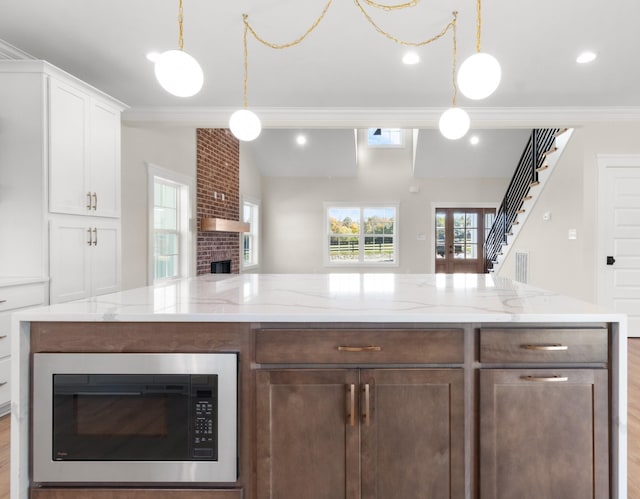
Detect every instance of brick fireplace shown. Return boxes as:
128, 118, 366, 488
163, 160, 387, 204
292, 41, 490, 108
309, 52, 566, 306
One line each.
196, 128, 241, 275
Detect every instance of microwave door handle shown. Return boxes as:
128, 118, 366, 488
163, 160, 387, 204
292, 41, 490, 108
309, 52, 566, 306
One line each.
71, 392, 144, 396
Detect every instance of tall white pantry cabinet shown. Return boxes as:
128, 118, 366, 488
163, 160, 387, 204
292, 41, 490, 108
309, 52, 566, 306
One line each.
0, 60, 126, 304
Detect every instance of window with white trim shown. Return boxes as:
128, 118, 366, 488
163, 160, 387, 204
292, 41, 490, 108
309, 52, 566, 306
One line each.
148, 165, 192, 283
242, 199, 259, 269
325, 204, 398, 265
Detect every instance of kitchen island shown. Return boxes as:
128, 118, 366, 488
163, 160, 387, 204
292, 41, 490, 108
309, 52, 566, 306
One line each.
10, 273, 627, 499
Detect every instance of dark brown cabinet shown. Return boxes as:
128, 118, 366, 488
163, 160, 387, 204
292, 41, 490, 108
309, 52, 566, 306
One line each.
256, 368, 464, 499
479, 369, 609, 499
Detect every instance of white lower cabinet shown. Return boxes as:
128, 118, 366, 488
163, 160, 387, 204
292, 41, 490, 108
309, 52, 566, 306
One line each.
50, 218, 120, 304
0, 280, 47, 414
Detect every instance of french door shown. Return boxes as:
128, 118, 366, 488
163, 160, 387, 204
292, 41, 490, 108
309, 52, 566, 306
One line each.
435, 208, 495, 273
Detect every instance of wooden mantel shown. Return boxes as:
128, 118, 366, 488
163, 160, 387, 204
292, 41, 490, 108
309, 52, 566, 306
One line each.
200, 218, 250, 233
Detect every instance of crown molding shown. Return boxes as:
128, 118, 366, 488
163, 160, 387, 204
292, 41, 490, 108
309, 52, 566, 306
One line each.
0, 39, 35, 60
122, 106, 640, 129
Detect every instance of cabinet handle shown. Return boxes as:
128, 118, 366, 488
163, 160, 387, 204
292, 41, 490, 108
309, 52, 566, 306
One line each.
92, 192, 98, 211
362, 383, 370, 427
521, 344, 568, 351
87, 228, 93, 246
346, 384, 355, 427
86, 192, 92, 210
522, 375, 568, 382
92, 228, 98, 246
0, 381, 7, 387
0, 300, 6, 304
338, 345, 382, 353
0, 335, 7, 340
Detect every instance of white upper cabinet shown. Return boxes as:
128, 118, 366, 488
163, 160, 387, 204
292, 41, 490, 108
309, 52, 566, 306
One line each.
49, 77, 122, 218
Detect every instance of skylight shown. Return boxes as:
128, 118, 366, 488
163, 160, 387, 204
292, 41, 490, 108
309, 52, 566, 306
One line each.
367, 128, 404, 147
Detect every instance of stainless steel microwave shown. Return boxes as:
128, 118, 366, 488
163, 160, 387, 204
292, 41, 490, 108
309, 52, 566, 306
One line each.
32, 353, 237, 483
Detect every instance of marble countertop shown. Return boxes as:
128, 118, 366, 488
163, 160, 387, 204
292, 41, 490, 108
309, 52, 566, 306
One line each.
13, 273, 625, 324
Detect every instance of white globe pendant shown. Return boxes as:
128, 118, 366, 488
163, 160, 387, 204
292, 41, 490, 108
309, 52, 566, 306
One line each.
457, 52, 501, 100
439, 107, 470, 140
229, 109, 262, 142
154, 49, 204, 97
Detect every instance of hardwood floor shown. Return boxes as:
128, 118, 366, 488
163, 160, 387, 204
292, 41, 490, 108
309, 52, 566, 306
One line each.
1, 341, 640, 498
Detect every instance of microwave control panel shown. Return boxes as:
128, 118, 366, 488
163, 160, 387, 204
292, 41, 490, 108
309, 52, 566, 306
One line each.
191, 375, 218, 460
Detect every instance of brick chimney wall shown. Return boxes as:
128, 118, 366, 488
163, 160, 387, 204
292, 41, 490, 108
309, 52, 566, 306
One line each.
196, 128, 241, 275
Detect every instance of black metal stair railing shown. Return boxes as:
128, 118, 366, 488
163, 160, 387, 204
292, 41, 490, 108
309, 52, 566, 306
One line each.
484, 128, 560, 272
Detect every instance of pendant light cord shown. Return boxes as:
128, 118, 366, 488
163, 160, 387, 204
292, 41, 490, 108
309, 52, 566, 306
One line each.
178, 0, 184, 50
452, 11, 458, 106
476, 0, 482, 53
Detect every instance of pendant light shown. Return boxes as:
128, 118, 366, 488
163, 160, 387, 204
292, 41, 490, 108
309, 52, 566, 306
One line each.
457, 0, 501, 100
230, 15, 262, 142
439, 12, 470, 140
154, 0, 204, 98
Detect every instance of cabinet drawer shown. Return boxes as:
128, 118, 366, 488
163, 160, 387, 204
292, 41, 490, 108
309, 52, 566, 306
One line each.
0, 312, 10, 358
480, 328, 608, 363
255, 328, 464, 364
30, 490, 242, 499
0, 357, 10, 407
0, 282, 46, 313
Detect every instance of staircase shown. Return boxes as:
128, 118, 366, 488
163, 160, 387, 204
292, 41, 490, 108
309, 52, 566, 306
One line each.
484, 127, 574, 273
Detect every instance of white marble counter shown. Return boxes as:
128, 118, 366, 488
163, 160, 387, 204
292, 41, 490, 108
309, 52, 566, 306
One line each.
13, 273, 625, 323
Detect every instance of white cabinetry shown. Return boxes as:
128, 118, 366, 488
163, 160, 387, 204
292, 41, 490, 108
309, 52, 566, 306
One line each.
0, 280, 47, 415
50, 218, 120, 304
49, 78, 121, 218
0, 60, 126, 305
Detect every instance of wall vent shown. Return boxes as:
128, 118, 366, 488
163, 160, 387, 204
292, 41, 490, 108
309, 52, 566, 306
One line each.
515, 251, 529, 283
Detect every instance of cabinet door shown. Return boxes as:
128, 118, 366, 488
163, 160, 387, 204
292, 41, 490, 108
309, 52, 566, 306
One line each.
89, 100, 121, 218
480, 369, 609, 499
91, 222, 120, 296
360, 369, 465, 499
49, 219, 91, 303
256, 370, 360, 499
49, 78, 89, 216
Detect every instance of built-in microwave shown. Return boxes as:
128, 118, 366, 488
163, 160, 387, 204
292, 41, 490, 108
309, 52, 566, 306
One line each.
32, 353, 237, 483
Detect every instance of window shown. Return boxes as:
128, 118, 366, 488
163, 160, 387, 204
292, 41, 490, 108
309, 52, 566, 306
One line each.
148, 164, 192, 283
242, 199, 259, 269
367, 128, 404, 147
326, 204, 398, 265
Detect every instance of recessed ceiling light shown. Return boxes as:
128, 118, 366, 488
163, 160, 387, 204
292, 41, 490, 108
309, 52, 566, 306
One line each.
296, 135, 307, 146
146, 51, 161, 63
576, 51, 597, 64
470, 135, 480, 145
402, 52, 420, 65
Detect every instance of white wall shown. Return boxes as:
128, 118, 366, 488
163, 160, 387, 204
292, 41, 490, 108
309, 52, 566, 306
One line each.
260, 132, 509, 273
239, 142, 264, 273
121, 125, 196, 290
499, 124, 640, 302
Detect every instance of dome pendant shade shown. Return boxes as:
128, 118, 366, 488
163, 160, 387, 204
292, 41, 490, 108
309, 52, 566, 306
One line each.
457, 52, 501, 100
154, 49, 204, 97
229, 109, 262, 142
439, 107, 470, 140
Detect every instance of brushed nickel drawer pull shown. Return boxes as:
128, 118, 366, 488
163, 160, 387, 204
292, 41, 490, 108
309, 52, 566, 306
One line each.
0, 335, 7, 340
522, 375, 568, 382
346, 384, 355, 427
0, 300, 5, 304
362, 383, 371, 427
338, 345, 382, 352
92, 227, 98, 246
92, 192, 98, 211
0, 381, 7, 387
521, 344, 568, 351
87, 228, 93, 246
86, 192, 92, 210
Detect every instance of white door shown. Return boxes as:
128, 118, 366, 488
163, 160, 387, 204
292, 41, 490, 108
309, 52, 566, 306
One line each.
48, 78, 89, 216
598, 156, 640, 337
89, 100, 121, 218
49, 219, 91, 303
91, 222, 121, 296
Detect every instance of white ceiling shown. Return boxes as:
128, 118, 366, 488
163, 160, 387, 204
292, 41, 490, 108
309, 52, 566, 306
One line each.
1, 1, 636, 177
1, 0, 639, 128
